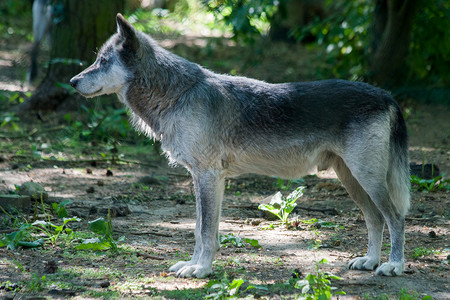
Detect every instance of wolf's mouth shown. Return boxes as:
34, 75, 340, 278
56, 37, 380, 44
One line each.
80, 87, 103, 97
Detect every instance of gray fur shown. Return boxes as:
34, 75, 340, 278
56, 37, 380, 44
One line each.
70, 14, 410, 278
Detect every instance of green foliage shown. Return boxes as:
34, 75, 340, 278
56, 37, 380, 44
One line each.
205, 273, 268, 299
292, 0, 373, 80
398, 288, 433, 300
0, 224, 44, 250
28, 273, 47, 292
411, 247, 440, 258
408, 0, 450, 85
219, 233, 261, 248
204, 0, 279, 42
0, 0, 32, 41
274, 178, 305, 191
293, 258, 345, 300
76, 212, 125, 253
31, 216, 81, 245
0, 112, 20, 131
258, 186, 305, 225
410, 175, 450, 192
52, 200, 71, 218
0, 200, 79, 249
80, 105, 131, 141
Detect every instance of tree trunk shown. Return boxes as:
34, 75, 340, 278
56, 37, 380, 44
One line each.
369, 0, 418, 87
269, 0, 325, 42
19, 0, 124, 112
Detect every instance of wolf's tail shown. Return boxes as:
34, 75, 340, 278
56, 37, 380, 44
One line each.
387, 103, 410, 216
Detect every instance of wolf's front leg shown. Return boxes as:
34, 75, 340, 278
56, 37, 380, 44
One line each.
169, 170, 225, 278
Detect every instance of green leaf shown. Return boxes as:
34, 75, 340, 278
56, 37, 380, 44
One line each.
75, 238, 110, 250
52, 202, 69, 218
18, 238, 44, 248
88, 218, 108, 235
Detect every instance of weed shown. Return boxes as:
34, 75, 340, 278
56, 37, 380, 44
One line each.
76, 210, 125, 253
31, 200, 80, 245
411, 247, 440, 258
410, 175, 450, 192
261, 223, 275, 230
0, 224, 44, 250
258, 186, 305, 225
274, 178, 305, 191
293, 258, 345, 300
219, 233, 261, 249
0, 111, 20, 131
27, 273, 46, 292
52, 200, 71, 218
298, 218, 345, 231
398, 288, 433, 300
308, 238, 323, 250
205, 273, 268, 299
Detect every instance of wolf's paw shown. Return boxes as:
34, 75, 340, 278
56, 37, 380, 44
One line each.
168, 260, 192, 273
348, 256, 380, 271
173, 263, 212, 278
375, 261, 404, 276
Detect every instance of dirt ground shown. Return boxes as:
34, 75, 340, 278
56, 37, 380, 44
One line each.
0, 36, 449, 299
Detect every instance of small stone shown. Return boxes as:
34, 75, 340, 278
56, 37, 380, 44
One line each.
428, 231, 437, 238
44, 260, 58, 274
89, 206, 98, 215
291, 269, 303, 278
17, 181, 48, 202
138, 176, 161, 185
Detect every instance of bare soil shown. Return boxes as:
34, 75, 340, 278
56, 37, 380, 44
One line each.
0, 37, 449, 299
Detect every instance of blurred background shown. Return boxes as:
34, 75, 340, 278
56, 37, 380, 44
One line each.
0, 0, 448, 159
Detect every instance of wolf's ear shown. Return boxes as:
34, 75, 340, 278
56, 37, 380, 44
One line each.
116, 13, 139, 51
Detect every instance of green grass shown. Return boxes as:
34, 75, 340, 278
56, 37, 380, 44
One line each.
411, 247, 440, 258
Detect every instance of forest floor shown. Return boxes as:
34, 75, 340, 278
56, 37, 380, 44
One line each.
0, 34, 449, 300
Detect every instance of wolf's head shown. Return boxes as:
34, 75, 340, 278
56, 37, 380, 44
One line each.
70, 14, 141, 98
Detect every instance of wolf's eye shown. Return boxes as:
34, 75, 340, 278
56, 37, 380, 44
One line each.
100, 57, 108, 65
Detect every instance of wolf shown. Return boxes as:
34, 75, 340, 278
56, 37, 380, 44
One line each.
70, 14, 410, 278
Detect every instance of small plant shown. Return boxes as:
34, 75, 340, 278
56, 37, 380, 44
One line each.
274, 178, 305, 191
219, 233, 261, 249
31, 199, 80, 245
0, 224, 44, 250
411, 247, 440, 258
31, 216, 81, 245
205, 273, 268, 299
258, 186, 305, 225
52, 200, 71, 218
76, 210, 125, 253
410, 175, 450, 192
293, 259, 345, 300
28, 273, 47, 292
398, 287, 433, 300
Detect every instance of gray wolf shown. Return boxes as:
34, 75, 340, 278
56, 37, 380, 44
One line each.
70, 14, 410, 278
28, 0, 52, 83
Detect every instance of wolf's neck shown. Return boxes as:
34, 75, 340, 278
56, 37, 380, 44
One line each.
123, 47, 203, 140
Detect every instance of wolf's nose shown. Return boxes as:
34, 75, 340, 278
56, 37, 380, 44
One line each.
70, 78, 78, 88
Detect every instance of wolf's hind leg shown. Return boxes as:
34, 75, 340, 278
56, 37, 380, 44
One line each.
342, 158, 406, 276
333, 158, 384, 271
169, 170, 224, 278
